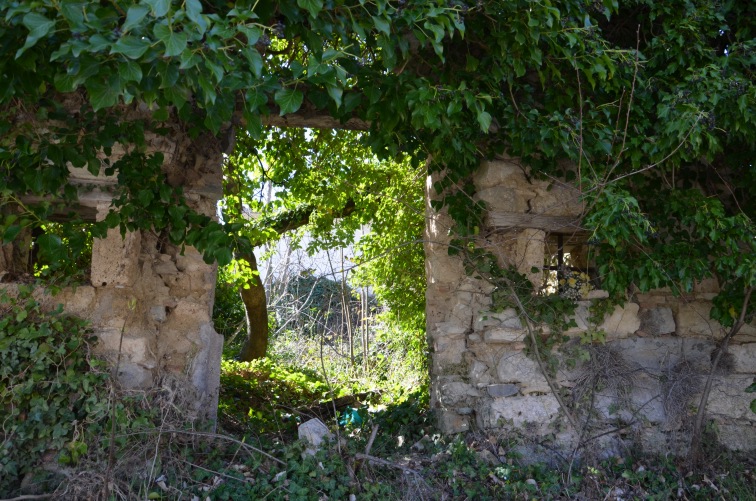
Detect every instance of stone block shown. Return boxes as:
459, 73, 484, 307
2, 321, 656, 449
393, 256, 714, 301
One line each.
298, 418, 333, 456
475, 308, 522, 330
529, 183, 584, 217
149, 305, 167, 323
675, 301, 723, 338
91, 228, 141, 288
473, 160, 523, 190
496, 352, 550, 393
175, 249, 206, 273
693, 277, 720, 293
639, 307, 675, 336
56, 286, 97, 317
476, 186, 532, 212
635, 294, 667, 306
469, 360, 490, 381
115, 361, 153, 389
730, 343, 756, 373
164, 301, 212, 329
497, 352, 537, 382
484, 395, 560, 428
612, 336, 716, 372
586, 290, 609, 299
434, 321, 468, 336
717, 424, 756, 452
450, 302, 473, 325
439, 381, 481, 406
154, 259, 179, 275
487, 384, 520, 398
707, 376, 756, 420
598, 303, 641, 339
432, 338, 466, 367
437, 410, 470, 434
484, 327, 525, 343
566, 301, 591, 334
189, 323, 224, 419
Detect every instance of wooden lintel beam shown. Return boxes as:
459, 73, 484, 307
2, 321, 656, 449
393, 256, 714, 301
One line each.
260, 113, 369, 131
489, 212, 584, 233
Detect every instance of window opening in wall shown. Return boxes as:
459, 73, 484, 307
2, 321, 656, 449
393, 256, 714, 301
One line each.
0, 211, 95, 284
31, 220, 94, 284
542, 233, 597, 298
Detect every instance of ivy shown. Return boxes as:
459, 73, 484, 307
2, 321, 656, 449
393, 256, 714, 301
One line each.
0, 287, 109, 492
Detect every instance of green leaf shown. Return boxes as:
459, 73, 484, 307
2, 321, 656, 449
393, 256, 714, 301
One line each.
145, 0, 171, 18
244, 47, 263, 78
16, 13, 56, 59
476, 110, 492, 132
111, 36, 150, 59
185, 0, 207, 35
118, 61, 143, 82
326, 85, 343, 107
60, 2, 86, 28
274, 88, 304, 115
2, 225, 21, 243
372, 16, 391, 36
154, 24, 187, 57
751, 399, 756, 414
87, 34, 110, 52
122, 5, 150, 32
214, 247, 233, 266
86, 76, 122, 111
297, 0, 323, 18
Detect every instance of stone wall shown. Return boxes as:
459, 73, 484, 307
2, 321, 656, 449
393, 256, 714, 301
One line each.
425, 157, 756, 456
0, 122, 225, 422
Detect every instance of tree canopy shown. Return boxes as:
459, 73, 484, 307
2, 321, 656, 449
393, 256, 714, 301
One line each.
1, 0, 754, 328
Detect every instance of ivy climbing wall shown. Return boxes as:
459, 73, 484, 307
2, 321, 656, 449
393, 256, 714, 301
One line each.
425, 157, 756, 457
0, 121, 225, 423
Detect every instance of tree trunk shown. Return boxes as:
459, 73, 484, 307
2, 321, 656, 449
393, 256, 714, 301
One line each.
233, 199, 358, 361
237, 250, 270, 361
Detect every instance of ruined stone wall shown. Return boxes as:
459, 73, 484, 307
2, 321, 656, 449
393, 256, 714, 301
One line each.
426, 157, 756, 456
0, 122, 225, 422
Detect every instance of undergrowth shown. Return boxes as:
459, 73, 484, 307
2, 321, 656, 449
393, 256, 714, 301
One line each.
3, 287, 754, 500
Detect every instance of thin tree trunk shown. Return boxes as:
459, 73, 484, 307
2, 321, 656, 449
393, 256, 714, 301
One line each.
237, 251, 270, 361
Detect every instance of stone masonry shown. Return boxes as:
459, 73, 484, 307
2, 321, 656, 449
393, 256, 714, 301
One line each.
425, 157, 756, 456
0, 122, 225, 422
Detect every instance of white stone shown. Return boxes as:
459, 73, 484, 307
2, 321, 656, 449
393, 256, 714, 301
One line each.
91, 229, 141, 288
707, 376, 756, 421
730, 343, 756, 373
469, 361, 489, 381
439, 382, 482, 405
566, 301, 591, 334
435, 321, 468, 336
484, 395, 560, 427
298, 418, 333, 456
496, 352, 550, 393
598, 303, 641, 339
484, 328, 525, 343
717, 424, 756, 452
